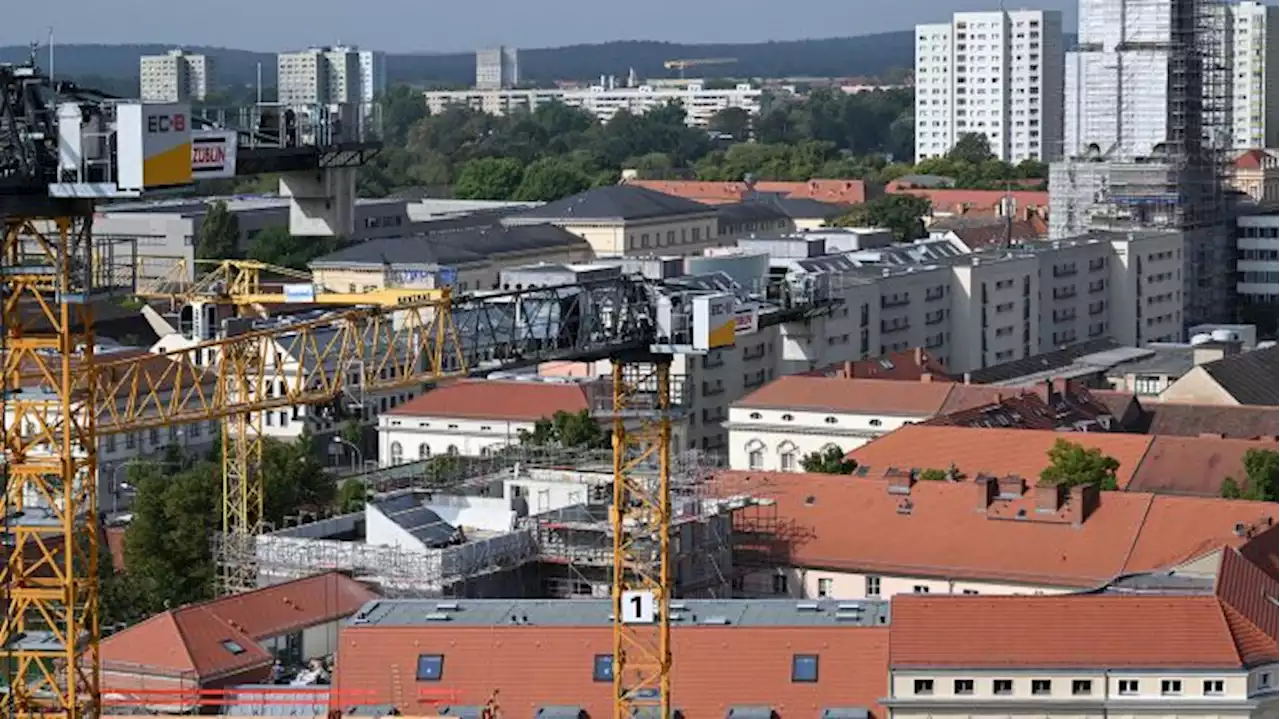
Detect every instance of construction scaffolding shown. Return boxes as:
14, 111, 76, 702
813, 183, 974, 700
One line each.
212, 447, 756, 601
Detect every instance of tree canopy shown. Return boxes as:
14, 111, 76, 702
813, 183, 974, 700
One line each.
245, 226, 347, 270
799, 445, 857, 474
1221, 448, 1279, 502
196, 200, 240, 260
830, 194, 932, 241
1039, 439, 1121, 491
519, 410, 609, 449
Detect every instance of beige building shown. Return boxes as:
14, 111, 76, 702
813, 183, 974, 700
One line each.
1230, 150, 1279, 204
1159, 344, 1278, 406
139, 49, 212, 103
501, 185, 722, 257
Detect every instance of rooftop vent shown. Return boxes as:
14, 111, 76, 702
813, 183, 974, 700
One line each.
424, 612, 453, 622
435, 602, 460, 611
795, 602, 821, 612
700, 616, 731, 625
896, 499, 913, 515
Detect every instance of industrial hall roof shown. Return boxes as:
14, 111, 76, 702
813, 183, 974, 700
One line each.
507, 184, 715, 223
308, 223, 590, 269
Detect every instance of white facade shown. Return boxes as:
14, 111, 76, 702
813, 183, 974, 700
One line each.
914, 10, 1065, 163
1230, 1, 1279, 149
139, 50, 211, 103
356, 50, 387, 105
379, 413, 533, 463
726, 405, 929, 473
1237, 210, 1280, 310
277, 47, 361, 106
423, 82, 765, 128
476, 47, 519, 90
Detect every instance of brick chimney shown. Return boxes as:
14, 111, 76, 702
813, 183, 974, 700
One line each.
1035, 483, 1066, 513
914, 347, 925, 367
920, 373, 934, 383
1068, 484, 1100, 526
975, 475, 998, 509
887, 468, 915, 495
1036, 378, 1054, 404
841, 361, 855, 378
997, 475, 1026, 499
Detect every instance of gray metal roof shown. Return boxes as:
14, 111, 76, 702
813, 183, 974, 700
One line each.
1105, 345, 1196, 378
965, 338, 1123, 384
717, 201, 791, 225
535, 707, 584, 719
309, 224, 590, 269
822, 709, 869, 719
508, 185, 714, 223
1200, 346, 1278, 406
726, 707, 775, 719
741, 193, 849, 219
371, 494, 461, 548
346, 598, 891, 628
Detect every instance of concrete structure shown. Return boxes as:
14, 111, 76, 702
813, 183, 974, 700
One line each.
424, 81, 766, 128
475, 46, 519, 89
914, 10, 1065, 163
1236, 205, 1279, 331
139, 49, 212, 103
1158, 344, 1278, 405
277, 46, 361, 106
1228, 1, 1279, 150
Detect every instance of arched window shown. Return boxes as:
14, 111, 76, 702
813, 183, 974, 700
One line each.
778, 441, 798, 472
418, 443, 430, 460
746, 439, 766, 470
447, 444, 460, 456
390, 441, 403, 464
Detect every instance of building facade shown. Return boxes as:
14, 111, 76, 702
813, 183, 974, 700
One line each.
139, 49, 212, 103
277, 46, 361, 106
914, 10, 1065, 163
1229, 1, 1279, 150
475, 46, 519, 89
1236, 207, 1280, 331
424, 81, 766, 128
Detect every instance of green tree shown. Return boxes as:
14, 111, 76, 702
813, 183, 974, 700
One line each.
708, 107, 752, 142
520, 409, 608, 449
947, 133, 995, 164
246, 226, 344, 270
513, 159, 591, 202
261, 435, 337, 527
799, 445, 857, 474
453, 157, 526, 200
380, 85, 429, 145
918, 468, 947, 482
831, 194, 932, 241
1222, 448, 1279, 501
1039, 439, 1120, 491
336, 478, 369, 514
196, 200, 240, 260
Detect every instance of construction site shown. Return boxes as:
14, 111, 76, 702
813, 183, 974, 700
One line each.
1050, 0, 1233, 326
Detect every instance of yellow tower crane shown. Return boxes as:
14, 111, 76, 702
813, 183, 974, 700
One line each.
662, 57, 738, 78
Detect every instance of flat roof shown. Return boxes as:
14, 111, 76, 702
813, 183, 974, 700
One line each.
348, 598, 891, 628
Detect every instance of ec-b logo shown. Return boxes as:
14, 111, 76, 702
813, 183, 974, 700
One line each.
147, 114, 187, 133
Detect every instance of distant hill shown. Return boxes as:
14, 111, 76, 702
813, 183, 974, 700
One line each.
0, 33, 920, 91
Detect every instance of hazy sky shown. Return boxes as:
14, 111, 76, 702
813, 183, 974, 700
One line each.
10, 0, 1080, 53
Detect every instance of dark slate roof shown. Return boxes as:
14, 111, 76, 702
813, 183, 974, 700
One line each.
308, 223, 590, 268
1200, 346, 1279, 406
716, 201, 791, 225
1139, 401, 1280, 439
964, 338, 1121, 384
510, 185, 713, 222
371, 494, 462, 548
741, 193, 849, 219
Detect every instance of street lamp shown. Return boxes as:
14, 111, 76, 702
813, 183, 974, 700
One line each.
331, 436, 363, 472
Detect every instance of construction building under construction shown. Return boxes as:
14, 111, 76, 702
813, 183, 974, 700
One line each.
1050, 0, 1233, 328
217, 449, 769, 600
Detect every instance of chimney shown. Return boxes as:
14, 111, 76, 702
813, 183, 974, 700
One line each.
1192, 340, 1241, 366
842, 361, 855, 378
1035, 483, 1066, 513
996, 475, 1026, 499
914, 347, 924, 367
1068, 484, 1100, 526
887, 469, 915, 495
920, 373, 934, 383
1037, 378, 1054, 404
963, 372, 972, 385
975, 475, 998, 509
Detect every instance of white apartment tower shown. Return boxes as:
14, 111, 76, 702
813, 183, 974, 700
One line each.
1229, 1, 1279, 149
277, 46, 361, 106
476, 47, 520, 90
139, 49, 212, 103
914, 10, 1065, 164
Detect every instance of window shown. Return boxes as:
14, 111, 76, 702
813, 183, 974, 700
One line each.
221, 640, 246, 655
1204, 680, 1224, 695
993, 679, 1013, 695
1161, 680, 1183, 695
126, 432, 137, 449
914, 679, 935, 695
592, 654, 612, 682
865, 575, 881, 597
418, 443, 430, 460
962, 589, 979, 595
1118, 679, 1139, 695
748, 449, 763, 469
415, 654, 444, 681
1031, 680, 1051, 695
912, 585, 930, 594
390, 441, 403, 464
954, 679, 974, 695
792, 654, 819, 683
772, 573, 789, 595
1072, 680, 1093, 696
1259, 672, 1272, 689
817, 578, 833, 598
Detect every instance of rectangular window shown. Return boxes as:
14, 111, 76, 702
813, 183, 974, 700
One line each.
912, 585, 930, 594
865, 575, 881, 597
772, 573, 788, 595
1072, 680, 1093, 696
415, 654, 444, 681
954, 679, 974, 695
1261, 672, 1273, 689
993, 679, 1013, 695
592, 654, 612, 682
792, 654, 819, 683
1032, 679, 1052, 695
1161, 680, 1183, 695
914, 679, 934, 695
1204, 679, 1224, 695
817, 578, 833, 598
1119, 679, 1139, 695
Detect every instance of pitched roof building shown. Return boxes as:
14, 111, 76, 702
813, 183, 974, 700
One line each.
1159, 346, 1279, 406
622, 178, 875, 206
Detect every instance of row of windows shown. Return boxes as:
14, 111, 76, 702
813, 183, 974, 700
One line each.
912, 677, 1232, 697
419, 652, 825, 684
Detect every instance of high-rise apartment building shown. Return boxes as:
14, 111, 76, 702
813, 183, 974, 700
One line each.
355, 49, 387, 105
476, 47, 520, 90
1228, 1, 1278, 149
914, 10, 1065, 164
276, 46, 361, 106
139, 49, 212, 103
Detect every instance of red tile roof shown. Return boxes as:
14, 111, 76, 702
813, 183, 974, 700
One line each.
101, 572, 377, 683
623, 178, 874, 205
1139, 402, 1280, 440
1126, 436, 1276, 497
805, 348, 952, 381
1234, 149, 1276, 171
734, 376, 959, 415
336, 623, 891, 716
887, 186, 1049, 215
889, 595, 1250, 669
1214, 547, 1279, 654
386, 379, 594, 422
715, 470, 1278, 588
